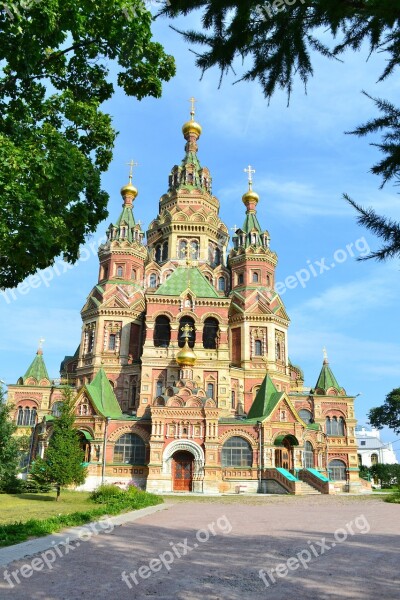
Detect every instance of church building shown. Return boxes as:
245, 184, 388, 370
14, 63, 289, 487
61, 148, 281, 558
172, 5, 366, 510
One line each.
7, 105, 361, 494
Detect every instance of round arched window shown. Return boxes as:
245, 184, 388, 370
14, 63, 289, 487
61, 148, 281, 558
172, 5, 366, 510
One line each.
114, 433, 146, 465
222, 436, 252, 467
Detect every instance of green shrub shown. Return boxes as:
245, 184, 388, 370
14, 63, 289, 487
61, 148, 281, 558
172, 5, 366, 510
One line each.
90, 484, 124, 503
385, 486, 400, 504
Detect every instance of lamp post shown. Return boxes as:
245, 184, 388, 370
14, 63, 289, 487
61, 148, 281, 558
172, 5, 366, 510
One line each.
257, 421, 262, 493
101, 417, 111, 485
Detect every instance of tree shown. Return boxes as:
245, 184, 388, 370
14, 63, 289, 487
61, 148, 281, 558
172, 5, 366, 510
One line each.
0, 387, 20, 491
369, 387, 400, 435
162, 1, 400, 258
0, 1, 175, 289
30, 387, 86, 500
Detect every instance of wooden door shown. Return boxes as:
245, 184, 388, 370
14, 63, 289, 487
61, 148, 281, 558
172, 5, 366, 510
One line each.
173, 451, 193, 492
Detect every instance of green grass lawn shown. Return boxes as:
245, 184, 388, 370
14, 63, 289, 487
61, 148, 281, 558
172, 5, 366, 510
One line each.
0, 491, 92, 525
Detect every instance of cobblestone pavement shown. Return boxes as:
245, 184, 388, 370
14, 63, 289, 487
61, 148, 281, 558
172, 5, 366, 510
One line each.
0, 496, 398, 600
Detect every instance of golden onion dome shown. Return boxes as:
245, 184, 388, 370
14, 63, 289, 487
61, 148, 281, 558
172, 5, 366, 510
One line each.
242, 189, 260, 206
120, 181, 138, 199
182, 119, 202, 138
176, 341, 197, 367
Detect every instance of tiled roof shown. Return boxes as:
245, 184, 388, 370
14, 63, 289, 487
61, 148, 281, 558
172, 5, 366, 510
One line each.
247, 374, 283, 419
156, 267, 219, 298
86, 369, 122, 419
23, 351, 50, 383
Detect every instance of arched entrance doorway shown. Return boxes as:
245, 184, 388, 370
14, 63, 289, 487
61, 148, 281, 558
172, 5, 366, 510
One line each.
77, 431, 92, 463
274, 434, 299, 471
172, 451, 194, 492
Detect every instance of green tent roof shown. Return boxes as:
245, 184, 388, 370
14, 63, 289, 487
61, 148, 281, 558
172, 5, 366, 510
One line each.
156, 267, 219, 298
247, 374, 283, 419
315, 360, 341, 392
23, 351, 50, 383
86, 369, 122, 419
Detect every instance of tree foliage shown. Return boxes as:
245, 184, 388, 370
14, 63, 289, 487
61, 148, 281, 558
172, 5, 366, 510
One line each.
30, 387, 86, 499
0, 1, 175, 289
369, 387, 400, 435
0, 388, 20, 491
163, 0, 400, 259
369, 463, 400, 487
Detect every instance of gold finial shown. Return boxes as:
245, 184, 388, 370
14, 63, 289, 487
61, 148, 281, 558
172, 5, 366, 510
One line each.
189, 96, 197, 120
181, 323, 194, 341
244, 165, 256, 191
126, 159, 138, 184
323, 347, 328, 362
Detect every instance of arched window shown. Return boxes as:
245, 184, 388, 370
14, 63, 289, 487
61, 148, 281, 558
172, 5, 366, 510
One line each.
52, 402, 63, 417
276, 342, 281, 360
17, 407, 24, 426
178, 316, 196, 348
218, 277, 225, 292
206, 382, 214, 399
179, 240, 187, 259
190, 240, 199, 260
114, 433, 146, 465
325, 417, 331, 435
156, 380, 163, 397
116, 266, 123, 277
154, 316, 171, 348
203, 317, 219, 349
162, 241, 168, 261
231, 390, 236, 409
254, 340, 262, 356
304, 441, 314, 468
338, 417, 345, 436
238, 273, 244, 285
328, 459, 347, 481
267, 275, 271, 287
149, 273, 157, 288
214, 247, 221, 266
299, 409, 313, 424
18, 407, 37, 426
108, 334, 116, 351
155, 245, 162, 263
252, 272, 259, 283
371, 453, 378, 465
131, 268, 136, 280
331, 416, 339, 436
222, 436, 252, 467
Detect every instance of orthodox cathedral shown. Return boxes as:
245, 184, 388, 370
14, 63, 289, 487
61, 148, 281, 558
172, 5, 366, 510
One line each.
7, 104, 361, 494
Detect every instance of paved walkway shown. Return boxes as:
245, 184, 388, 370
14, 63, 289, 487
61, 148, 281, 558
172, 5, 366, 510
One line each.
0, 496, 398, 599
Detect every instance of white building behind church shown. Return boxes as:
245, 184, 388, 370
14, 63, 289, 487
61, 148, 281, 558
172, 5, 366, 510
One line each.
356, 427, 398, 467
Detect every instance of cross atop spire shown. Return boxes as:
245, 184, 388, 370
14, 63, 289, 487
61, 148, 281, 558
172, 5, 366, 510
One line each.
38, 338, 45, 354
126, 159, 138, 184
181, 323, 194, 341
323, 347, 328, 363
244, 165, 256, 191
189, 96, 197, 120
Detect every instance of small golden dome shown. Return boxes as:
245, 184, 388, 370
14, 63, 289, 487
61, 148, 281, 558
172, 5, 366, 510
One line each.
120, 182, 138, 199
176, 341, 197, 367
182, 119, 202, 138
242, 189, 260, 206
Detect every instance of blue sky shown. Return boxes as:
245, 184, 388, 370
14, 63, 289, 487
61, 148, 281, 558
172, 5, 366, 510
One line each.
1, 8, 400, 456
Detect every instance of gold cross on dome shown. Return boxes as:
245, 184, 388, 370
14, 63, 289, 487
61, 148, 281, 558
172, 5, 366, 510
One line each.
181, 323, 193, 340
188, 96, 197, 119
38, 337, 45, 349
126, 159, 138, 184
323, 347, 328, 361
244, 165, 256, 190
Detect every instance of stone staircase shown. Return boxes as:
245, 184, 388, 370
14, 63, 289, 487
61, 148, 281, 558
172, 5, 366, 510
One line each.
298, 481, 321, 495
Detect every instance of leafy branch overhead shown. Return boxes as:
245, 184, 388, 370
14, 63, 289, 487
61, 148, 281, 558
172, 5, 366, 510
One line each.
0, 1, 175, 289
163, 0, 400, 259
